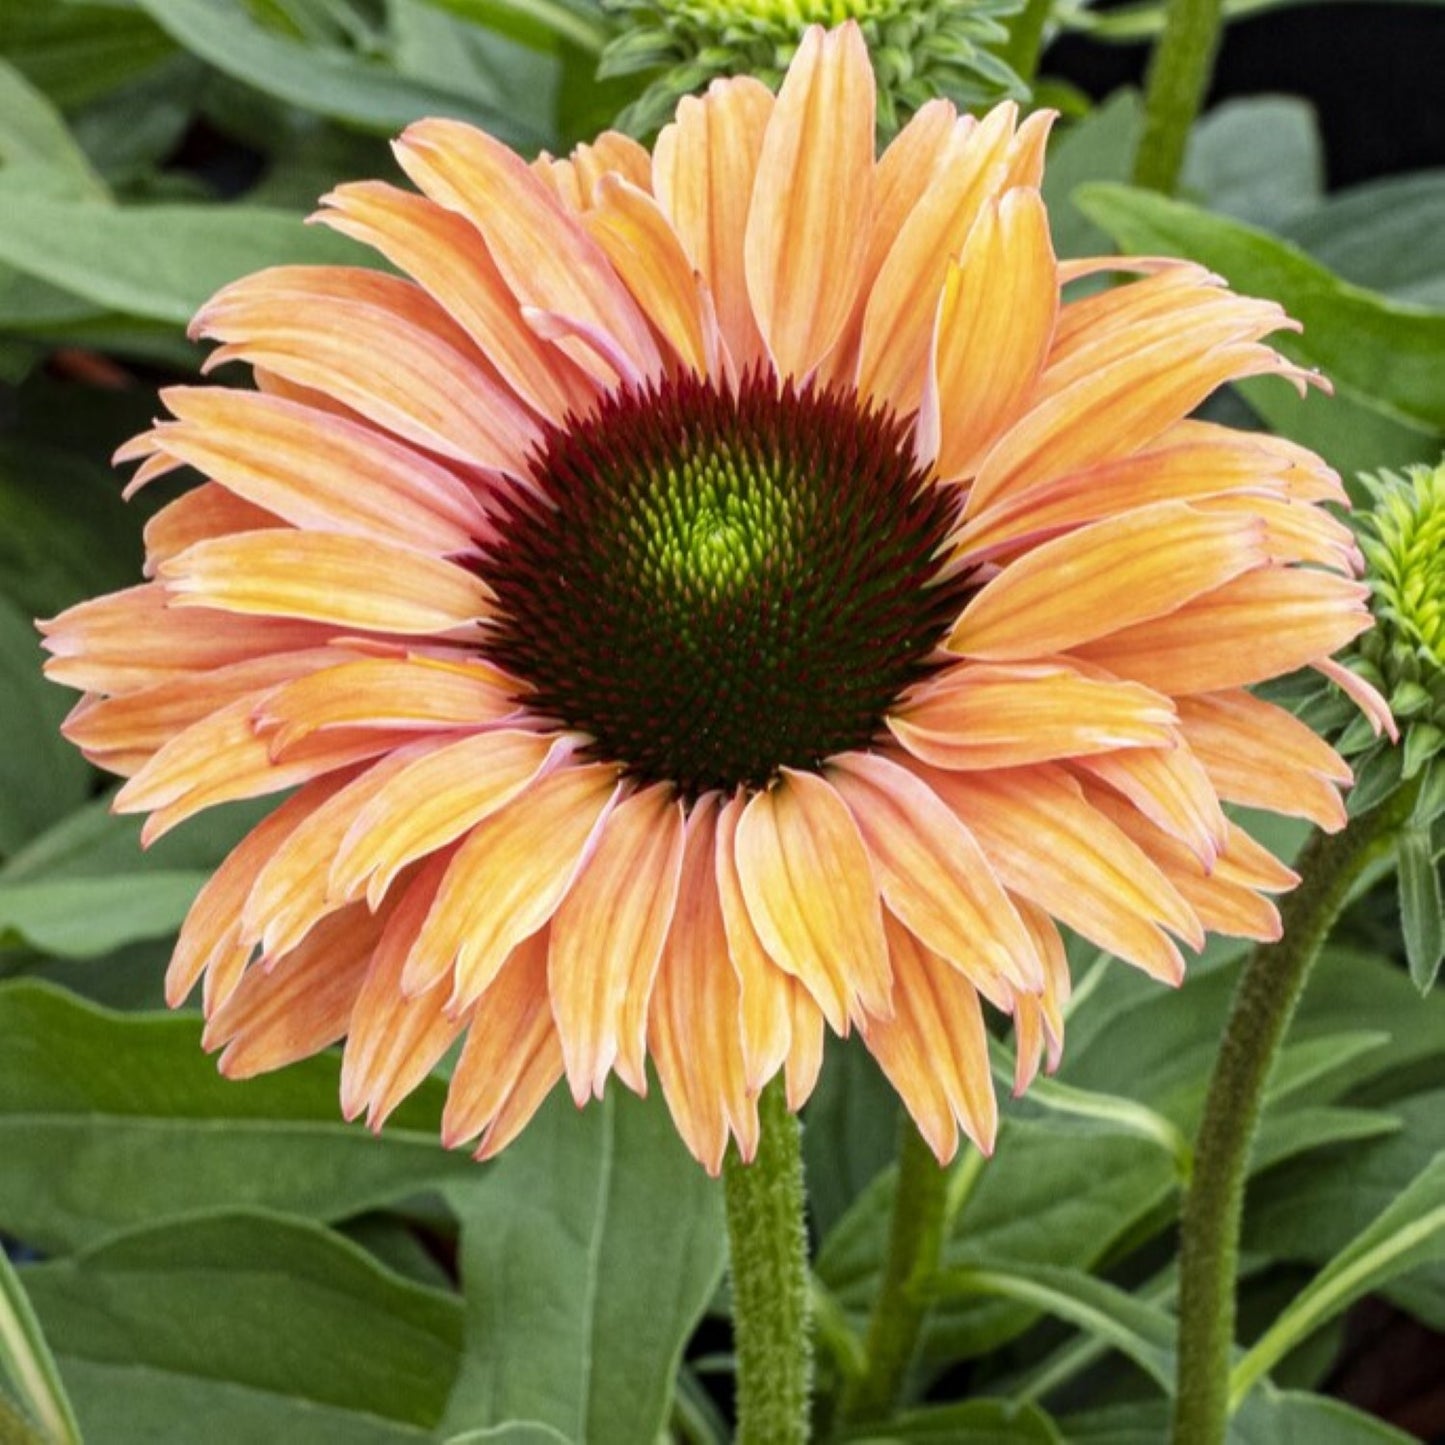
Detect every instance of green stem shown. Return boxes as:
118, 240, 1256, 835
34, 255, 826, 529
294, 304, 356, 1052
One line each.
1000, 0, 1055, 88
724, 1077, 813, 1445
1130, 0, 1225, 193
837, 1119, 949, 1425
1171, 779, 1420, 1444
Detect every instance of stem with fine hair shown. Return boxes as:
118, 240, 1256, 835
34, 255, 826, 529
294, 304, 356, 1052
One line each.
1171, 778, 1421, 1444
724, 1076, 813, 1445
837, 1117, 950, 1425
1131, 0, 1226, 193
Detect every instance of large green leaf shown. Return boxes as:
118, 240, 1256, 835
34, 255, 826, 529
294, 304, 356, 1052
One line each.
0, 58, 107, 199
0, 981, 480, 1252
22, 1211, 462, 1440
1039, 91, 1140, 261
1398, 825, 1445, 992
134, 0, 547, 145
1180, 98, 1322, 230
846, 1398, 1062, 1442
0, 194, 373, 326
1075, 182, 1445, 433
442, 1089, 725, 1445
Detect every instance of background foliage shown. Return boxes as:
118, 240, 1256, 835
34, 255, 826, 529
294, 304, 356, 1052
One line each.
0, 1, 1442, 1441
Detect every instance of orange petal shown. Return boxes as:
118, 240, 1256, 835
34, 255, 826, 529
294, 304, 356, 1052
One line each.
653, 75, 775, 373
535, 130, 653, 211
862, 912, 997, 1162
827, 751, 1042, 1008
1178, 689, 1350, 831
1195, 493, 1361, 574
193, 266, 539, 472
890, 660, 1177, 771
329, 728, 562, 909
743, 23, 875, 379
142, 483, 281, 572
1014, 898, 1070, 1080
734, 767, 891, 1033
340, 853, 466, 1128
395, 118, 662, 385
784, 983, 826, 1111
1315, 657, 1398, 742
948, 501, 1267, 659
925, 762, 1199, 983
134, 387, 491, 555
441, 928, 561, 1157
1074, 569, 1372, 695
716, 791, 794, 1091
158, 531, 494, 635
583, 176, 715, 377
548, 783, 687, 1102
405, 762, 622, 1011
315, 180, 596, 422
922, 188, 1057, 479
649, 795, 758, 1175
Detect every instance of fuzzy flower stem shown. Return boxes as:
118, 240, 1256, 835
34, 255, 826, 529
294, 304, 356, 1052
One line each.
1172, 774, 1422, 1443
1131, 0, 1225, 193
837, 1117, 949, 1425
724, 1077, 813, 1445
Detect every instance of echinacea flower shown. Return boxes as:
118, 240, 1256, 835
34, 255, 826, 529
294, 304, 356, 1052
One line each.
44, 24, 1379, 1174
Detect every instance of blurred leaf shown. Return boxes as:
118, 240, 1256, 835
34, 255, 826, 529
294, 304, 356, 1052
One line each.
1231, 1153, 1445, 1407
412, 0, 608, 54
0, 194, 372, 326
133, 0, 548, 145
67, 55, 207, 189
0, 1248, 81, 1445
1040, 91, 1140, 261
1251, 1106, 1401, 1174
1064, 0, 1445, 41
22, 1210, 462, 1438
1181, 98, 1322, 230
0, 602, 92, 860
845, 1398, 1062, 1442
0, 871, 207, 959
1398, 825, 1444, 991
0, 0, 176, 111
930, 1262, 1177, 1392
444, 1427, 573, 1445
0, 58, 108, 199
0, 980, 480, 1252
1076, 183, 1445, 432
441, 1089, 725, 1444
1282, 171, 1445, 309
0, 439, 141, 619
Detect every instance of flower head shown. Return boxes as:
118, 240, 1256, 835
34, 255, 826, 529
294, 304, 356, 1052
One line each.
44, 26, 1375, 1173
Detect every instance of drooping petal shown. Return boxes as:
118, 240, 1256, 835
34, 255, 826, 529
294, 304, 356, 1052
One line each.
743, 23, 875, 379
548, 783, 686, 1102
862, 912, 997, 1162
733, 767, 891, 1033
142, 483, 282, 571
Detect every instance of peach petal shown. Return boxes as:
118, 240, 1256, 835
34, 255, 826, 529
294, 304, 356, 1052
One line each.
330, 729, 563, 908
784, 984, 826, 1111
535, 131, 653, 211
1074, 570, 1372, 696
395, 118, 662, 384
744, 23, 875, 379
862, 912, 997, 1162
649, 795, 758, 1175
315, 180, 596, 421
158, 531, 495, 635
1014, 899, 1069, 1075
405, 762, 622, 1011
948, 501, 1267, 659
548, 783, 686, 1102
827, 751, 1043, 1007
1315, 658, 1398, 741
734, 767, 892, 1034
890, 661, 1178, 771
142, 483, 282, 573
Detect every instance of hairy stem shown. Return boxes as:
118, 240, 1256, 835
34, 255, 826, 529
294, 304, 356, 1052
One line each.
1131, 0, 1225, 192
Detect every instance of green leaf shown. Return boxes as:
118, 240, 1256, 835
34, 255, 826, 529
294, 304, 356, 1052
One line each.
1251, 1106, 1401, 1175
412, 0, 608, 55
134, 0, 548, 145
1398, 825, 1445, 992
444, 1427, 574, 1445
1181, 98, 1322, 230
0, 980, 480, 1252
1039, 91, 1141, 261
1282, 171, 1445, 309
0, 601, 92, 860
441, 1089, 725, 1445
0, 872, 207, 959
0, 58, 108, 199
21, 1210, 462, 1437
844, 1397, 1062, 1442
1231, 1153, 1445, 1407
930, 1262, 1176, 1392
0, 1248, 81, 1445
1075, 182, 1445, 433
0, 194, 373, 327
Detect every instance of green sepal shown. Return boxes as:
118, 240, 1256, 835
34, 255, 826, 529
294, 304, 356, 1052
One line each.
1413, 755, 1445, 826
1348, 743, 1404, 816
1398, 826, 1445, 992
1402, 722, 1445, 779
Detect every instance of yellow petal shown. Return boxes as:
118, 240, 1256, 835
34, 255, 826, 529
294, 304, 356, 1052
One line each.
142, 482, 280, 572
734, 767, 891, 1033
948, 501, 1267, 659
784, 983, 826, 1111
158, 531, 495, 635
828, 750, 1043, 1008
548, 783, 686, 1102
743, 23, 875, 379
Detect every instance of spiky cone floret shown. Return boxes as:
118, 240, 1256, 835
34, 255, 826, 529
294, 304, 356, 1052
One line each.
43, 24, 1382, 1174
